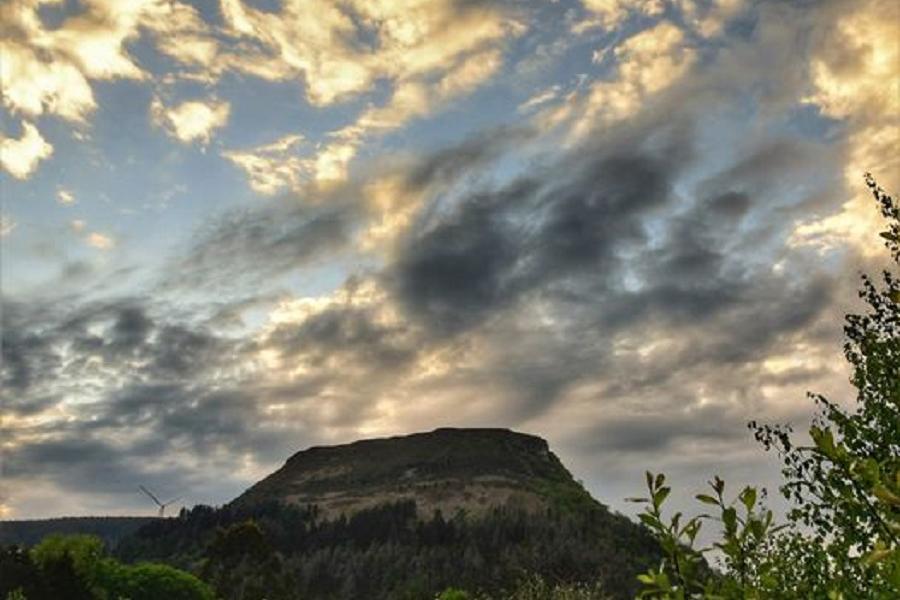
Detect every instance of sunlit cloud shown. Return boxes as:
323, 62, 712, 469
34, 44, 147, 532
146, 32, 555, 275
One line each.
540, 21, 695, 139
576, 0, 665, 32
680, 0, 747, 38
0, 120, 53, 179
57, 188, 75, 205
86, 232, 115, 250
0, 0, 147, 123
518, 86, 561, 113
152, 98, 231, 145
218, 0, 518, 106
223, 134, 309, 195
789, 0, 900, 256
312, 48, 506, 185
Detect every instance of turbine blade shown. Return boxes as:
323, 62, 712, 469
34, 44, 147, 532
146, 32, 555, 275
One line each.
139, 485, 163, 506
163, 496, 182, 506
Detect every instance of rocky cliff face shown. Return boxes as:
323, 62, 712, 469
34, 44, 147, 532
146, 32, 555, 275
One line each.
231, 428, 595, 518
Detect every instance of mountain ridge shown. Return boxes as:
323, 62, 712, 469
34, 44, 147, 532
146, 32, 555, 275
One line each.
230, 427, 597, 518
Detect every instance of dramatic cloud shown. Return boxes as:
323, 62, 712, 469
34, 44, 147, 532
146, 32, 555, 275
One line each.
789, 0, 900, 255
1, 0, 892, 521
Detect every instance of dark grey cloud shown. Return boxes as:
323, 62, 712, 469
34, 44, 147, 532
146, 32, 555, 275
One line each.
573, 404, 748, 455
265, 304, 416, 370
405, 125, 535, 191
162, 200, 356, 292
390, 148, 678, 336
0, 295, 233, 402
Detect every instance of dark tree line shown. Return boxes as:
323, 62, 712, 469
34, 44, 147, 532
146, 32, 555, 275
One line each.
114, 499, 661, 600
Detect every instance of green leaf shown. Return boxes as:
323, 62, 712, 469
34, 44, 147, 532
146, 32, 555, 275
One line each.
749, 519, 765, 540
873, 484, 900, 506
639, 513, 660, 530
655, 473, 666, 489
722, 507, 737, 532
739, 487, 757, 512
654, 486, 671, 507
810, 426, 836, 457
696, 494, 718, 506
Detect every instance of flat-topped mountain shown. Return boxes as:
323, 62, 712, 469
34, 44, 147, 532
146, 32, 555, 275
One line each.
15, 428, 663, 599
231, 427, 594, 518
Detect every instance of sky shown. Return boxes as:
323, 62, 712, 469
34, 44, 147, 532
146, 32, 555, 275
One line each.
0, 0, 898, 521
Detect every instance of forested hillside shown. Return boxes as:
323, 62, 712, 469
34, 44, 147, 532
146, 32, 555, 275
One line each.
115, 498, 660, 599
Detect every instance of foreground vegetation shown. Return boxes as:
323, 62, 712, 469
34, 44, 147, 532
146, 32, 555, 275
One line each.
0, 534, 212, 600
629, 175, 899, 598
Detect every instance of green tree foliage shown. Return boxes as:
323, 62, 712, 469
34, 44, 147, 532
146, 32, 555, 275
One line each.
29, 535, 101, 600
200, 520, 291, 600
0, 546, 47, 600
0, 534, 212, 600
632, 175, 900, 598
438, 575, 611, 599
96, 560, 215, 600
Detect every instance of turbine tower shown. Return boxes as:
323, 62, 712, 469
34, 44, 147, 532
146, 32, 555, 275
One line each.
138, 485, 182, 518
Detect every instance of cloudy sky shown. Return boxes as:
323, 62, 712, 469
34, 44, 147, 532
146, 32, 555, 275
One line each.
1, 0, 897, 520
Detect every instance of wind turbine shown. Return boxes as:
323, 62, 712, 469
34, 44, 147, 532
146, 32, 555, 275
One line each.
138, 485, 182, 518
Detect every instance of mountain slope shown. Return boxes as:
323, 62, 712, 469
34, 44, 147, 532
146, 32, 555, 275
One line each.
113, 428, 662, 599
231, 427, 594, 518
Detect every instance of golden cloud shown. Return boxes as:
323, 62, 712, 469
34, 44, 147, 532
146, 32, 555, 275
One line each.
789, 0, 900, 255
152, 98, 231, 145
219, 0, 517, 106
0, 0, 153, 123
678, 0, 746, 38
577, 0, 666, 32
215, 0, 520, 189
311, 48, 506, 186
223, 135, 310, 196
0, 120, 54, 179
542, 21, 695, 139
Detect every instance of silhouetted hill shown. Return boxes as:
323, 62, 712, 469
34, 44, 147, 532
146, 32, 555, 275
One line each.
0, 516, 156, 548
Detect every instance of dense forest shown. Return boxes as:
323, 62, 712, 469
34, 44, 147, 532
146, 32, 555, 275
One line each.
114, 498, 659, 599
1, 499, 658, 600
